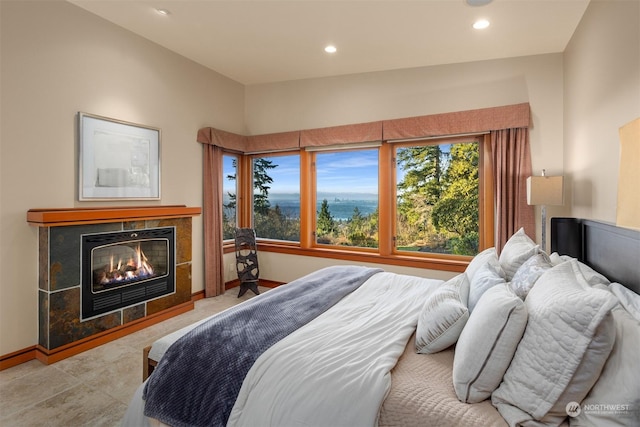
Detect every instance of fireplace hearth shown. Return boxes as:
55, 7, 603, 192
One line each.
81, 227, 175, 319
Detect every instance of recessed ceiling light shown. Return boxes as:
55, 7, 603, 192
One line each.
467, 0, 493, 6
155, 8, 170, 16
324, 45, 337, 54
473, 19, 490, 30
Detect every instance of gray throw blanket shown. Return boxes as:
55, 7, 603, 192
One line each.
143, 265, 382, 427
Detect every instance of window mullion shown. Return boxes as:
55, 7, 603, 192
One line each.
378, 143, 393, 256
299, 151, 314, 248
238, 155, 253, 228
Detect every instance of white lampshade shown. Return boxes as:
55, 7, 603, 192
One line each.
526, 175, 564, 206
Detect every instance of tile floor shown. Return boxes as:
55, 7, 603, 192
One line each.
0, 287, 266, 427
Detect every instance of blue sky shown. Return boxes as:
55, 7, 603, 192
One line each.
223, 150, 380, 195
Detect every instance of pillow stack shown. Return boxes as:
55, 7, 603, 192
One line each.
570, 282, 640, 427
491, 259, 618, 425
414, 227, 626, 427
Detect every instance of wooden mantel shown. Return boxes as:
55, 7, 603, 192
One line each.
27, 205, 201, 227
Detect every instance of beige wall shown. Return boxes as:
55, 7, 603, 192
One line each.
244, 54, 565, 268
563, 0, 640, 223
0, 1, 244, 355
1, 0, 637, 358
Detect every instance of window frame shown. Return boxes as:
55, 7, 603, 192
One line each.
246, 151, 303, 244
391, 134, 486, 258
311, 146, 381, 251
222, 152, 240, 243
228, 135, 493, 273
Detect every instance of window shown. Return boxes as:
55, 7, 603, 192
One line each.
395, 138, 480, 256
222, 154, 238, 240
240, 135, 490, 271
252, 154, 301, 242
314, 149, 379, 248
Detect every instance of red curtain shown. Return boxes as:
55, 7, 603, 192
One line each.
202, 143, 225, 297
491, 128, 535, 252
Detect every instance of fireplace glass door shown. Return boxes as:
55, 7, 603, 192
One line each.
81, 227, 175, 319
91, 239, 168, 292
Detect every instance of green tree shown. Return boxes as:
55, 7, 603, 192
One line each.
346, 206, 378, 248
253, 158, 276, 216
432, 142, 479, 254
317, 199, 335, 237
223, 158, 237, 240
396, 145, 446, 247
224, 158, 238, 210
397, 145, 444, 206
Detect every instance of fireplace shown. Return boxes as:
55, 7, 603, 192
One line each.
81, 227, 176, 319
27, 206, 200, 365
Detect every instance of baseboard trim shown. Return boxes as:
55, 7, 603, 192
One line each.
0, 346, 38, 371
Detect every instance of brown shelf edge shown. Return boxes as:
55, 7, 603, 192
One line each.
27, 205, 202, 227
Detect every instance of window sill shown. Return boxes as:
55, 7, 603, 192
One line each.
253, 241, 469, 273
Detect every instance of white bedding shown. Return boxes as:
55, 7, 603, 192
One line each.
227, 271, 441, 427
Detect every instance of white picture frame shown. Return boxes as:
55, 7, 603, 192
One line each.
79, 112, 161, 201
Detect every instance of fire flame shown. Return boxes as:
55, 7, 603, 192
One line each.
97, 244, 154, 285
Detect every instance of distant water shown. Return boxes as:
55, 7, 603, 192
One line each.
273, 197, 378, 221
224, 194, 378, 221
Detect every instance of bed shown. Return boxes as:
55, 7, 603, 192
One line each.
122, 218, 640, 427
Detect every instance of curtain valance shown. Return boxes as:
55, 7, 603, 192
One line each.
382, 103, 530, 141
197, 127, 247, 151
246, 131, 300, 154
299, 121, 383, 148
197, 102, 530, 153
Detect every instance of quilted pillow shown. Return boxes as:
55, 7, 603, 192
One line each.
465, 247, 497, 282
570, 303, 640, 427
468, 260, 506, 313
609, 282, 640, 320
499, 228, 539, 280
549, 253, 611, 287
509, 252, 553, 299
491, 260, 617, 426
416, 273, 469, 354
453, 284, 528, 403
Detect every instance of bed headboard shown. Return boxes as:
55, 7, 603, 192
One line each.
551, 217, 640, 294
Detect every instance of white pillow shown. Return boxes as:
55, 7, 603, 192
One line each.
468, 260, 505, 313
609, 282, 640, 321
465, 247, 497, 282
499, 228, 539, 280
570, 304, 640, 427
453, 284, 528, 403
509, 252, 553, 299
416, 273, 469, 354
549, 253, 611, 287
491, 260, 618, 426
576, 262, 611, 287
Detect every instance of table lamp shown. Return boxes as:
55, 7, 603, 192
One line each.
526, 169, 564, 252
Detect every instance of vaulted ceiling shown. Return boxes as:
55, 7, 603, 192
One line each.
68, 0, 590, 85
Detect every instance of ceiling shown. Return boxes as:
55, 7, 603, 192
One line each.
67, 0, 590, 85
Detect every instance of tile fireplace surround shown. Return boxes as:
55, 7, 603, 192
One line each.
26, 206, 201, 365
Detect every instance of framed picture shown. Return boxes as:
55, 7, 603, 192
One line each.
79, 112, 161, 201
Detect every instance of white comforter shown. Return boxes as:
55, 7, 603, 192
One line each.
227, 272, 441, 427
